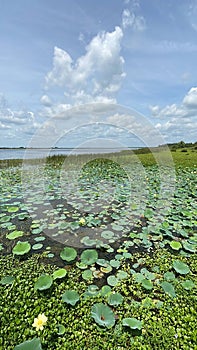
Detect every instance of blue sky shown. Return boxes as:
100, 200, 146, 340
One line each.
0, 0, 196, 147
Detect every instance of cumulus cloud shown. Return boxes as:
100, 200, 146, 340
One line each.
150, 87, 197, 142
183, 87, 197, 107
45, 26, 125, 110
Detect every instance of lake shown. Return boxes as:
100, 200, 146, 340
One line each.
0, 147, 135, 160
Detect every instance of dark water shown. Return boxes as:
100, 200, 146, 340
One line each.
0, 147, 135, 160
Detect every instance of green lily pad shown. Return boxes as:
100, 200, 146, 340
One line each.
14, 338, 42, 350
62, 290, 80, 306
6, 230, 24, 240
32, 243, 43, 250
122, 317, 142, 330
181, 279, 195, 290
56, 324, 66, 335
60, 247, 77, 262
107, 275, 119, 287
163, 271, 175, 281
0, 275, 15, 285
80, 249, 98, 265
141, 279, 153, 290
12, 241, 31, 255
34, 274, 53, 291
53, 268, 67, 280
82, 269, 93, 280
110, 259, 120, 268
107, 292, 124, 306
101, 230, 114, 240
173, 260, 190, 275
182, 241, 196, 253
91, 303, 115, 328
170, 241, 182, 250
161, 281, 176, 298
100, 285, 112, 296
8, 206, 19, 213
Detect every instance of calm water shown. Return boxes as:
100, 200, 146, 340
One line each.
0, 148, 135, 160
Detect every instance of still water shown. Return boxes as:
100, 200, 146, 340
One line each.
0, 148, 134, 160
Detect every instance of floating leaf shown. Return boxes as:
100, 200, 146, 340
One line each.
91, 303, 115, 328
56, 324, 65, 335
53, 269, 67, 280
173, 260, 190, 275
110, 259, 120, 268
122, 318, 142, 330
34, 236, 46, 242
141, 279, 153, 290
14, 338, 42, 350
6, 230, 24, 240
34, 274, 53, 291
82, 269, 93, 280
101, 230, 114, 240
170, 241, 182, 250
182, 241, 196, 253
32, 243, 43, 250
80, 249, 98, 265
163, 271, 175, 281
100, 285, 112, 296
107, 275, 119, 287
107, 292, 124, 306
12, 241, 31, 255
181, 280, 195, 290
60, 247, 77, 262
8, 206, 19, 213
116, 270, 128, 280
62, 290, 80, 306
161, 281, 176, 298
0, 275, 15, 285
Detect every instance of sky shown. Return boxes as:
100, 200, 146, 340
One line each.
0, 0, 196, 148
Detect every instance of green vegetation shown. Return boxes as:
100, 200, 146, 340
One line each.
0, 144, 196, 349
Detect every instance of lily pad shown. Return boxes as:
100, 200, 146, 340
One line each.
161, 281, 176, 298
122, 317, 142, 330
14, 338, 42, 350
34, 274, 53, 291
91, 303, 115, 328
56, 324, 66, 335
173, 260, 190, 275
82, 269, 93, 281
170, 241, 182, 250
107, 275, 119, 287
141, 279, 153, 290
60, 247, 77, 262
53, 268, 67, 280
181, 279, 195, 290
80, 249, 98, 265
6, 230, 24, 240
62, 290, 80, 306
0, 275, 15, 285
8, 206, 19, 213
12, 241, 31, 255
107, 292, 124, 306
32, 243, 43, 250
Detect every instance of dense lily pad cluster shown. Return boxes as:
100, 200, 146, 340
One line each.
0, 149, 196, 349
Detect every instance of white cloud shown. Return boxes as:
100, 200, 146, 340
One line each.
183, 87, 197, 107
45, 26, 125, 108
149, 87, 197, 142
122, 9, 146, 31
40, 94, 52, 107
